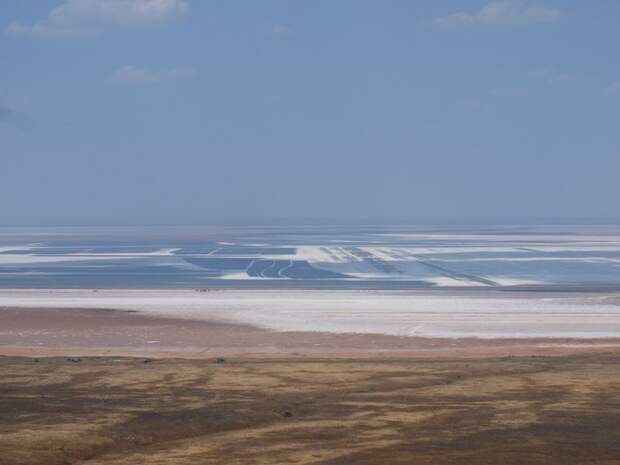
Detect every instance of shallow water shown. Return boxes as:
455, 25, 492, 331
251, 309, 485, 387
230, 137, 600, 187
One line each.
0, 224, 619, 289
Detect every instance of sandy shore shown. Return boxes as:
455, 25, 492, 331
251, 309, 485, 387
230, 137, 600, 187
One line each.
2, 306, 620, 358
1, 289, 620, 357
2, 288, 620, 338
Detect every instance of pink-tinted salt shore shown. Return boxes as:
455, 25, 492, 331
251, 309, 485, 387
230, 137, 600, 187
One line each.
2, 306, 620, 358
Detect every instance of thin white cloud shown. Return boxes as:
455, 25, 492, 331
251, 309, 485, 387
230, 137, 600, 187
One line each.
527, 67, 582, 84
167, 67, 194, 79
605, 82, 620, 95
271, 24, 294, 38
113, 66, 155, 82
490, 84, 531, 97
112, 65, 194, 83
459, 97, 483, 109
0, 102, 15, 124
433, 1, 560, 29
0, 100, 30, 128
6, 0, 188, 38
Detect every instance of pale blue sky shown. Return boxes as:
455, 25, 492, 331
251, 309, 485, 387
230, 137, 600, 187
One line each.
1, 0, 619, 226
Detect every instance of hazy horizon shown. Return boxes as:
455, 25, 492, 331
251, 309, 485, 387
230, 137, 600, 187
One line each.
2, 215, 620, 228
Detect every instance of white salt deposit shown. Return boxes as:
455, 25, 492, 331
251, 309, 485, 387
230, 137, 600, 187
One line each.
1, 289, 619, 339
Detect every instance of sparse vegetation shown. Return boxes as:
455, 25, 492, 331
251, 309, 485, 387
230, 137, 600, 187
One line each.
1, 354, 620, 464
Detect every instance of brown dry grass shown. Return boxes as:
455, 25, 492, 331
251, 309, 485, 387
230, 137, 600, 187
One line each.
1, 354, 620, 465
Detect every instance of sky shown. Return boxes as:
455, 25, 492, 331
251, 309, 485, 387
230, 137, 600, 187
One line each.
1, 0, 619, 226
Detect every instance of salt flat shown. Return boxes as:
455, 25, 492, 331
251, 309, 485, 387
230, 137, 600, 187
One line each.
1, 289, 619, 339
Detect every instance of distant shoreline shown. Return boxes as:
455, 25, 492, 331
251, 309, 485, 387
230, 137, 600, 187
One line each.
3, 283, 620, 292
